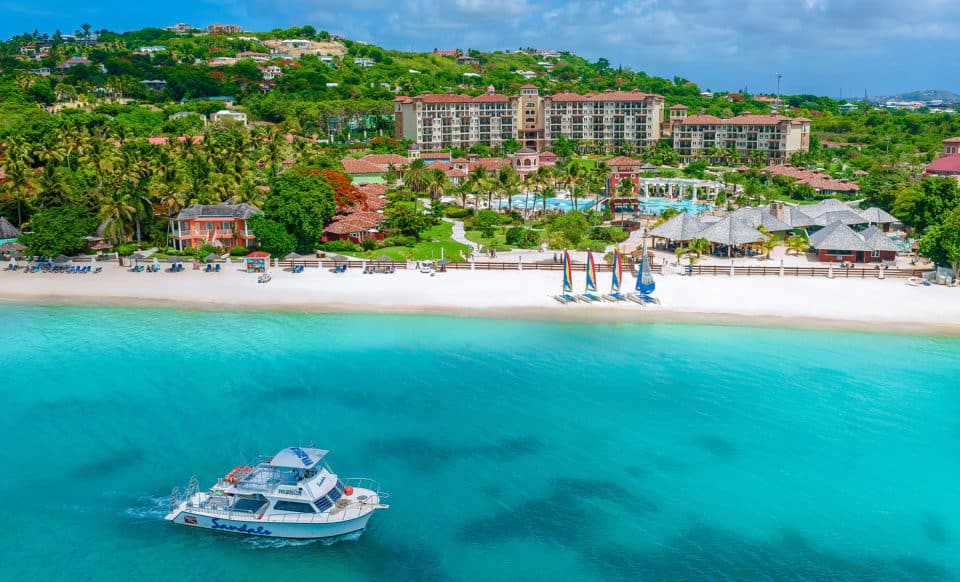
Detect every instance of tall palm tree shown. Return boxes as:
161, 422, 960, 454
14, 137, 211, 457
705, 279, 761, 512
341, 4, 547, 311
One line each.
403, 158, 429, 193
532, 166, 553, 215
98, 189, 137, 244
426, 169, 450, 208
565, 163, 584, 211
591, 161, 611, 224
1, 160, 34, 227
494, 165, 520, 213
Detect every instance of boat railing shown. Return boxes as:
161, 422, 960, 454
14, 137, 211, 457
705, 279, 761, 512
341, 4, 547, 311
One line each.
343, 477, 390, 500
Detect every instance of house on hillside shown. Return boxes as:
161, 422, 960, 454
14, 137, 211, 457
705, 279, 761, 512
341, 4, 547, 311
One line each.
209, 110, 247, 126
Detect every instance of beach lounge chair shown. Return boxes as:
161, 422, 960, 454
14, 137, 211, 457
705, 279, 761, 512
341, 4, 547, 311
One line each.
626, 293, 647, 305
177, 263, 184, 272
81, 265, 91, 274
215, 264, 221, 272
94, 266, 102, 274
204, 264, 212, 273
602, 292, 628, 302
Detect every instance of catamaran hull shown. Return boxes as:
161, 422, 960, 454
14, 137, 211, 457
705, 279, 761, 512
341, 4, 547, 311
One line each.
167, 510, 374, 539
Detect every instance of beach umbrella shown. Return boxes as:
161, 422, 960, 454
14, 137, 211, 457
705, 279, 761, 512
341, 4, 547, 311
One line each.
166, 256, 183, 263
204, 253, 220, 262
90, 241, 112, 251
54, 254, 70, 264
131, 252, 146, 265
0, 241, 25, 253
437, 259, 450, 265
283, 252, 302, 260
375, 255, 393, 262
330, 254, 349, 262
11, 252, 24, 259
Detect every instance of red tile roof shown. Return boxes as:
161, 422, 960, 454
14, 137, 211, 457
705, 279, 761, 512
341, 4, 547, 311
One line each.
360, 154, 409, 166
341, 158, 386, 174
926, 154, 960, 173
606, 156, 642, 167
761, 165, 859, 192
669, 104, 689, 110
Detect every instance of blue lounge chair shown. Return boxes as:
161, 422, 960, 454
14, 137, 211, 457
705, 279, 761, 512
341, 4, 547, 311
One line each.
177, 263, 184, 272
204, 264, 213, 273
215, 264, 221, 272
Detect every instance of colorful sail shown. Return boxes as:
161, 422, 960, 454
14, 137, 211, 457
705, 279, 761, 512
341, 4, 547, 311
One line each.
562, 250, 573, 293
636, 239, 656, 295
585, 252, 597, 292
611, 249, 622, 293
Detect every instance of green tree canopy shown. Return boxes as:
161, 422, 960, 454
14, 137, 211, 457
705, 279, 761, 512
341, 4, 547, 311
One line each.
20, 206, 96, 257
263, 169, 336, 252
385, 201, 430, 240
893, 177, 960, 232
248, 214, 296, 256
918, 206, 960, 272
546, 210, 589, 247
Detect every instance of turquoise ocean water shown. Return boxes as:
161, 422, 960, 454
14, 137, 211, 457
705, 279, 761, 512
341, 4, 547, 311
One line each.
3, 303, 960, 580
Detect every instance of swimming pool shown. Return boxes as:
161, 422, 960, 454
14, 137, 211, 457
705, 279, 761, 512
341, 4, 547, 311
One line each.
496, 195, 598, 211
608, 197, 713, 216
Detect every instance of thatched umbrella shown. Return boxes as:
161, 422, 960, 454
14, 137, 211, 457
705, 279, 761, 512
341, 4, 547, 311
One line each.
330, 254, 350, 262
11, 251, 25, 260
90, 241, 113, 252
166, 256, 183, 263
204, 253, 221, 262
0, 241, 25, 253
375, 255, 393, 262
284, 251, 302, 260
53, 254, 70, 264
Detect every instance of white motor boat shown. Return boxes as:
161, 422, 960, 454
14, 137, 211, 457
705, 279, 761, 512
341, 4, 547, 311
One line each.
166, 447, 388, 539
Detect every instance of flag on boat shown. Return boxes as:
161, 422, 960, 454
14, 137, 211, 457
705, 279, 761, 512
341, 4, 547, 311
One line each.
585, 252, 597, 293
562, 250, 573, 293
636, 240, 656, 295
184, 515, 198, 525
612, 249, 622, 293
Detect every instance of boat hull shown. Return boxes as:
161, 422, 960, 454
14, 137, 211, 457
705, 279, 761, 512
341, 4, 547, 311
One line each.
167, 510, 374, 539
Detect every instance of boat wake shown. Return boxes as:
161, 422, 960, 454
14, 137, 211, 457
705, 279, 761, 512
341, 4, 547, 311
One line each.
240, 529, 365, 550
121, 495, 170, 520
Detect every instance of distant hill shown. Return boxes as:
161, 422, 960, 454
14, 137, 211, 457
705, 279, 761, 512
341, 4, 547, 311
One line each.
887, 89, 960, 104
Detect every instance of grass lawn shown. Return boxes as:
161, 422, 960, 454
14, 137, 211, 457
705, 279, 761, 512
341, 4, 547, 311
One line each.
347, 221, 470, 262
464, 228, 514, 252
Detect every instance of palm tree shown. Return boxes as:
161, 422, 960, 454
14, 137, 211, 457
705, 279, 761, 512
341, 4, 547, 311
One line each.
426, 169, 450, 208
786, 234, 809, 256
564, 163, 584, 210
494, 165, 520, 214
532, 166, 553, 215
688, 237, 711, 257
98, 189, 137, 244
403, 158, 429, 194
591, 161, 610, 222
1, 160, 34, 227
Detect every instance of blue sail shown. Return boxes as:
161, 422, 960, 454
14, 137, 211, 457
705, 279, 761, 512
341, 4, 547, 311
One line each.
636, 239, 655, 295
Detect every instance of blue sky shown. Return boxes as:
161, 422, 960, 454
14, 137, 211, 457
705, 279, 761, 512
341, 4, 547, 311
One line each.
4, 0, 959, 97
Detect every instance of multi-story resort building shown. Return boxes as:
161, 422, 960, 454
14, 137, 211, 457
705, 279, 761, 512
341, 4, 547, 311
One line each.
394, 85, 665, 152
169, 204, 261, 250
672, 112, 811, 164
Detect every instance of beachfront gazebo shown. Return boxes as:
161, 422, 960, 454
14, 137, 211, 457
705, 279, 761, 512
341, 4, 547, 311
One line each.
696, 216, 768, 257
647, 212, 703, 248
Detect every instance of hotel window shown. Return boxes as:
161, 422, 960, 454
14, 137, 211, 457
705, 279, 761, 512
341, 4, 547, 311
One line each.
204, 222, 214, 231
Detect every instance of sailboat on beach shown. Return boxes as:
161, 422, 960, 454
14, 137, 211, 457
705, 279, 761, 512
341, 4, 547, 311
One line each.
604, 249, 627, 302
553, 250, 580, 304
629, 239, 660, 305
579, 252, 603, 302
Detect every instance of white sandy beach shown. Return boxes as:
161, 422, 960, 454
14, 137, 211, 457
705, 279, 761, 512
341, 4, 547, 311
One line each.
2, 262, 959, 334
